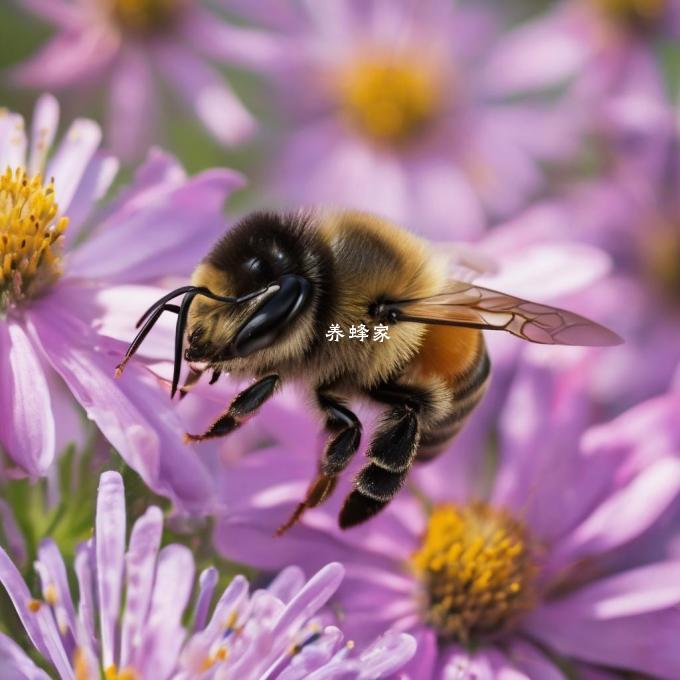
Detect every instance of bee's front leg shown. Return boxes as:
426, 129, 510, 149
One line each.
184, 374, 280, 443
276, 388, 362, 535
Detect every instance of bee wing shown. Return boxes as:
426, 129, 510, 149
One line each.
435, 243, 500, 282
394, 281, 623, 346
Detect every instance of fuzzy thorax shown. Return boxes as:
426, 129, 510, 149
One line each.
411, 502, 539, 644
0, 167, 67, 311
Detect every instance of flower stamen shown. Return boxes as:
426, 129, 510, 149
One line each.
411, 502, 539, 644
0, 167, 67, 311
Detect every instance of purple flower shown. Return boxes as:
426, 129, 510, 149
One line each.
494, 40, 679, 408
0, 94, 243, 511
261, 0, 579, 239
213, 356, 680, 678
10, 0, 282, 160
0, 471, 416, 679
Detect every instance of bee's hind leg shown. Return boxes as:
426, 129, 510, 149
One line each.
339, 383, 431, 529
276, 389, 362, 535
184, 374, 280, 443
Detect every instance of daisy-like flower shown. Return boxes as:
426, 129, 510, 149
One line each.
0, 471, 417, 679
213, 356, 680, 679
10, 0, 282, 160
263, 0, 578, 239
0, 94, 243, 511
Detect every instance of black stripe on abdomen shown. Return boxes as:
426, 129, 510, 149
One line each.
416, 350, 490, 461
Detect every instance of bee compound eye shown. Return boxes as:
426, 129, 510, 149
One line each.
232, 275, 311, 357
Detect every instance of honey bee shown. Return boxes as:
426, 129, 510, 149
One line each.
116, 211, 621, 531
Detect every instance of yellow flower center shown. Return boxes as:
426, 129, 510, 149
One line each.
410, 503, 539, 644
0, 168, 68, 311
590, 0, 666, 28
108, 0, 188, 33
642, 219, 680, 305
338, 54, 443, 146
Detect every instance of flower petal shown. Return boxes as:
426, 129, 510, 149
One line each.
182, 6, 288, 69
271, 563, 344, 641
153, 43, 256, 145
481, 7, 588, 95
95, 471, 126, 671
74, 541, 97, 651
46, 117, 102, 216
68, 168, 243, 283
28, 93, 59, 176
37, 539, 78, 640
357, 630, 417, 679
27, 292, 214, 511
267, 566, 306, 604
191, 567, 218, 633
0, 320, 55, 475
549, 457, 680, 572
0, 632, 52, 680
120, 506, 163, 668
135, 545, 195, 678
62, 152, 119, 243
0, 112, 27, 172
525, 562, 680, 679
12, 28, 119, 90
106, 44, 158, 163
0, 547, 49, 658
14, 0, 82, 29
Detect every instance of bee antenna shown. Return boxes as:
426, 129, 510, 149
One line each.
171, 290, 200, 399
135, 286, 203, 329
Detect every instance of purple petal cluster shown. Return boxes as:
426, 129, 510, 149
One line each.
260, 0, 580, 239
11, 0, 283, 160
0, 96, 241, 510
213, 357, 680, 678
0, 471, 416, 679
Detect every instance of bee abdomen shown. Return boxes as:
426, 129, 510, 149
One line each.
417, 350, 491, 462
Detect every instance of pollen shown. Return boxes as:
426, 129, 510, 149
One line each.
44, 583, 58, 606
338, 53, 443, 146
27, 599, 42, 613
0, 167, 68, 311
108, 0, 188, 33
200, 645, 230, 671
591, 0, 666, 28
410, 502, 539, 644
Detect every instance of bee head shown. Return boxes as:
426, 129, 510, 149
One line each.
185, 211, 331, 371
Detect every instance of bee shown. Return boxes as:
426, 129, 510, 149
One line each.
116, 210, 621, 531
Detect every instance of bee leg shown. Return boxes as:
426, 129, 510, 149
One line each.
184, 374, 280, 443
340, 384, 429, 529
178, 366, 204, 400
276, 392, 361, 535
